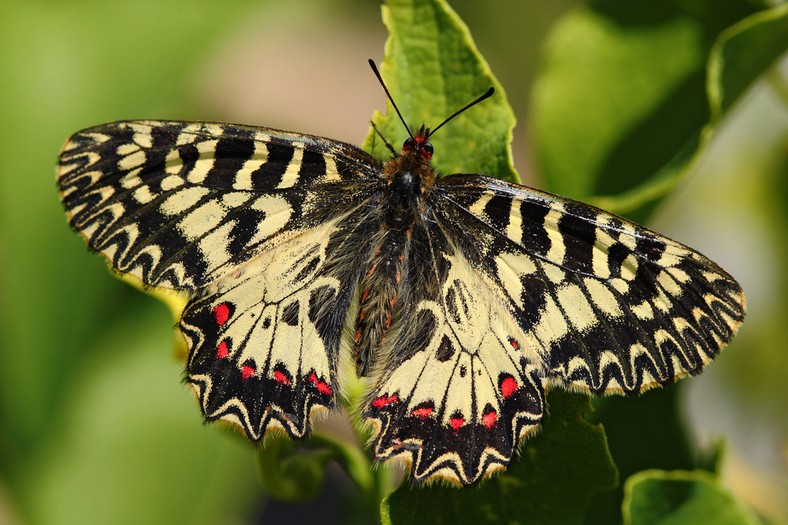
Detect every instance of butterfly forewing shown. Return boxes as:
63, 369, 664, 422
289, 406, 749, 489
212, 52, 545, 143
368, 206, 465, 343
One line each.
433, 175, 746, 394
57, 120, 379, 290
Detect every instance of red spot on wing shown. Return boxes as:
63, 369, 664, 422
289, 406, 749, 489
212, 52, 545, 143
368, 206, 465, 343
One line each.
308, 372, 332, 396
509, 338, 520, 350
372, 393, 399, 409
450, 415, 465, 432
241, 365, 254, 379
216, 340, 229, 359
212, 303, 230, 326
482, 409, 498, 428
411, 406, 433, 419
500, 376, 518, 399
273, 370, 291, 386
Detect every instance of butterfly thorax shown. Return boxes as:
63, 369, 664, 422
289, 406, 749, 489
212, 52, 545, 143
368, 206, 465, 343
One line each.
353, 132, 437, 376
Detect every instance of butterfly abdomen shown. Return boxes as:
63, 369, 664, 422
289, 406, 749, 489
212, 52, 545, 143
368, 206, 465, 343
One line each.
354, 225, 411, 376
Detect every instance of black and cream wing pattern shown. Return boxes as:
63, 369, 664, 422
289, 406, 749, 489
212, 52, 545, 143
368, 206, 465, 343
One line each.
58, 121, 381, 438
58, 117, 745, 485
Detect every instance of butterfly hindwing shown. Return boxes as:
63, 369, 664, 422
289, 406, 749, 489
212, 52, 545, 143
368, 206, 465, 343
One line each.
183, 211, 370, 438
364, 219, 545, 484
57, 120, 379, 290
433, 174, 745, 394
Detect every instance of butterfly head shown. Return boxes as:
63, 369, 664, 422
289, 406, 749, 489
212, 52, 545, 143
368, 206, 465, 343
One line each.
385, 127, 437, 193
402, 126, 434, 162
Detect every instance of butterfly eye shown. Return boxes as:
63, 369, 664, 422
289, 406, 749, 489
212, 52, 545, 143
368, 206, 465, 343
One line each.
403, 138, 417, 151
421, 142, 433, 160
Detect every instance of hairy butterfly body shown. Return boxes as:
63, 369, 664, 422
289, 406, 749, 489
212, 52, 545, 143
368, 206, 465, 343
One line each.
58, 67, 744, 485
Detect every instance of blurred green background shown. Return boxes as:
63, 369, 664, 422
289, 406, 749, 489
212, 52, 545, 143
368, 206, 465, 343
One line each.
0, 0, 785, 524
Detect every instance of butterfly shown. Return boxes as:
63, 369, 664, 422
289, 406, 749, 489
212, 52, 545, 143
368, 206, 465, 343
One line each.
57, 60, 745, 485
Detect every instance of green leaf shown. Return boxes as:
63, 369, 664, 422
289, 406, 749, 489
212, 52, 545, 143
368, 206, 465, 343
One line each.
256, 430, 381, 503
363, 0, 519, 183
708, 4, 788, 122
529, 0, 763, 217
584, 385, 697, 525
623, 470, 761, 525
381, 391, 618, 525
257, 435, 327, 502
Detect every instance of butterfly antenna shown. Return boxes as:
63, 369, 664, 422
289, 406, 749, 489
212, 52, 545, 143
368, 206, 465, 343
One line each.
370, 120, 398, 156
368, 59, 414, 139
427, 87, 494, 139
